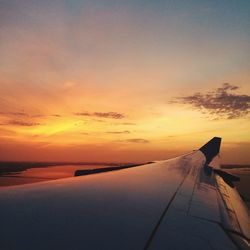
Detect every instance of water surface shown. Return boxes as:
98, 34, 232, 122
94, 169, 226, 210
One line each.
0, 164, 116, 187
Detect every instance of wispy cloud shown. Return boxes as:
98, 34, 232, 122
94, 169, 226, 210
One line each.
0, 112, 28, 116
81, 132, 90, 135
0, 112, 62, 118
121, 122, 136, 125
5, 120, 41, 127
106, 130, 130, 134
175, 83, 250, 119
75, 111, 125, 119
125, 138, 150, 144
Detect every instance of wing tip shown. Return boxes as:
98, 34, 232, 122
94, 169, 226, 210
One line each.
199, 137, 222, 164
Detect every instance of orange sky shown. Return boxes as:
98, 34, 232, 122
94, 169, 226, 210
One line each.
0, 0, 250, 164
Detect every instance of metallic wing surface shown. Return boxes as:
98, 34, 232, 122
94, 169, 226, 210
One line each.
0, 137, 249, 250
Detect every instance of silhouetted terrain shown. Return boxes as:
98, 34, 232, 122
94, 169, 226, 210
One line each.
0, 161, 141, 187
0, 161, 123, 175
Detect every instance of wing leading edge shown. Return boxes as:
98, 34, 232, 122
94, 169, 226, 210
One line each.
0, 137, 249, 250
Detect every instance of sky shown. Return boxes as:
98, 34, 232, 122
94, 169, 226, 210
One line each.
0, 0, 250, 163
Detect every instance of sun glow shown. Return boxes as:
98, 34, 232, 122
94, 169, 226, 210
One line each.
0, 0, 250, 163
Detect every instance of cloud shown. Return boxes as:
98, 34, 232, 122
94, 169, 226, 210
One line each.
121, 122, 136, 125
5, 120, 41, 127
175, 83, 250, 119
75, 111, 125, 119
125, 138, 150, 144
106, 130, 130, 134
0, 112, 28, 116
0, 112, 62, 118
81, 132, 89, 135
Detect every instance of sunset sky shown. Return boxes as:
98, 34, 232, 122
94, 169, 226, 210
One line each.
0, 0, 250, 163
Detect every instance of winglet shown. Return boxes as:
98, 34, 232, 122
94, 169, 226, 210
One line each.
199, 137, 221, 164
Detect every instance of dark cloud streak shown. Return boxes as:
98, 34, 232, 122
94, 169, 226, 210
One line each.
0, 112, 28, 116
75, 111, 125, 119
125, 138, 150, 144
106, 130, 130, 134
5, 120, 41, 127
0, 112, 62, 118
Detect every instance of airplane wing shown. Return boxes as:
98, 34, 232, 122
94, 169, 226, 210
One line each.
0, 137, 249, 250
